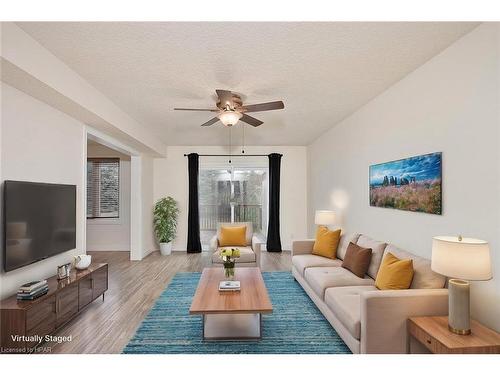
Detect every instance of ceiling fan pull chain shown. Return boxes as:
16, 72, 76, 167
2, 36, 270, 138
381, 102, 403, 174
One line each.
229, 127, 232, 164
242, 123, 245, 154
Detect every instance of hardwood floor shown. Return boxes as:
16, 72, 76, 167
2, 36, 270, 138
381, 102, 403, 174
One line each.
41, 250, 292, 354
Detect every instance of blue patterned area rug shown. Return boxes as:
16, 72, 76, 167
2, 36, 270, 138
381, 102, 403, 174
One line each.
123, 271, 350, 354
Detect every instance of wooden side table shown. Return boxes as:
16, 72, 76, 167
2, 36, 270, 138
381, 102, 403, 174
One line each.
408, 316, 500, 354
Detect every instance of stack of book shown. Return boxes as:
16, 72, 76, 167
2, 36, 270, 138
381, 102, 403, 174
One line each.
17, 280, 49, 300
218, 280, 241, 292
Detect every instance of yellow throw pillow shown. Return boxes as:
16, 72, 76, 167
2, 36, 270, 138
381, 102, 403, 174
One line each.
219, 226, 247, 247
312, 227, 341, 259
375, 252, 414, 290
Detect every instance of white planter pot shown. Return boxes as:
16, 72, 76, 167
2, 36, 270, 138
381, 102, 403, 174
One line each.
160, 242, 172, 256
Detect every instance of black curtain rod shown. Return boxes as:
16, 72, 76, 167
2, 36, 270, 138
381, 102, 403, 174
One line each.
183, 154, 282, 157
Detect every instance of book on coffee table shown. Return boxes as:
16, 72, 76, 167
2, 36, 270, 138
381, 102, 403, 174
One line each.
219, 280, 241, 292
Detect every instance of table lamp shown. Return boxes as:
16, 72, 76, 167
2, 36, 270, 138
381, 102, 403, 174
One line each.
314, 210, 336, 229
431, 235, 492, 335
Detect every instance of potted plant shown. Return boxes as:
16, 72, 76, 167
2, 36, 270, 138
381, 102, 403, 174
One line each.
153, 196, 179, 256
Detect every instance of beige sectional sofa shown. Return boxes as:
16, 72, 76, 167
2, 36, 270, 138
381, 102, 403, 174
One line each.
292, 233, 449, 353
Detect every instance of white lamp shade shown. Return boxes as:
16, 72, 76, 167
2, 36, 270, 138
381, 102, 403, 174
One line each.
314, 210, 336, 226
431, 236, 492, 281
218, 111, 242, 126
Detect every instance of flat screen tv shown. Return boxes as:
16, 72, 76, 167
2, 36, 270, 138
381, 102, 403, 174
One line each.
3, 180, 76, 272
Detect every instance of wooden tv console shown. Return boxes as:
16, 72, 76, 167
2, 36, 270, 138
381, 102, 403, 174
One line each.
0, 263, 108, 353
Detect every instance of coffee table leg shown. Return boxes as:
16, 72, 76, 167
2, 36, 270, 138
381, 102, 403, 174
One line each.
259, 313, 262, 339
202, 314, 206, 339
202, 313, 262, 340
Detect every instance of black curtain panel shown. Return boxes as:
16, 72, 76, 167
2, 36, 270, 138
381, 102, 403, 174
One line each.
266, 153, 282, 252
187, 153, 202, 253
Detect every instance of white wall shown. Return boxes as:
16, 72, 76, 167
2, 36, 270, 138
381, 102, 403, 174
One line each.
307, 23, 500, 330
86, 143, 131, 252
153, 145, 308, 251
0, 83, 86, 299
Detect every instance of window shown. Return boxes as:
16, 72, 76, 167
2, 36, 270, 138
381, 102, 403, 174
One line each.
87, 158, 120, 218
198, 167, 268, 247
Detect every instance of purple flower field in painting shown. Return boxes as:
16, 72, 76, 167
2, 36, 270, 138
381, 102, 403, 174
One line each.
369, 178, 442, 214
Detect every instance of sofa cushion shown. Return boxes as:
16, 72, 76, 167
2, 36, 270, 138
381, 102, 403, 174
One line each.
384, 244, 446, 289
356, 235, 387, 279
292, 254, 342, 276
375, 252, 414, 290
337, 233, 361, 260
217, 222, 253, 246
312, 227, 341, 259
324, 286, 377, 340
341, 242, 373, 278
304, 266, 375, 299
212, 246, 255, 263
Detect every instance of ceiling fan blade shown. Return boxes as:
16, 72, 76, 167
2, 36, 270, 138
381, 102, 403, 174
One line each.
239, 101, 284, 113
215, 89, 234, 108
240, 113, 263, 127
174, 108, 218, 112
201, 117, 220, 127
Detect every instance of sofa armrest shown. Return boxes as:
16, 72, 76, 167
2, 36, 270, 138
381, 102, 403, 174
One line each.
291, 239, 315, 256
251, 236, 262, 268
209, 235, 219, 252
360, 288, 448, 354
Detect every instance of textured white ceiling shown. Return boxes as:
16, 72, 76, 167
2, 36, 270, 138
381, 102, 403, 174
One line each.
17, 22, 478, 146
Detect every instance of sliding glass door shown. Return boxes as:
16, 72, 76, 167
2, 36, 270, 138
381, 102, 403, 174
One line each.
199, 167, 268, 250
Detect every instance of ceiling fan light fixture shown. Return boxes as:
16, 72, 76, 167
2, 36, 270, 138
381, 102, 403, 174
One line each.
218, 111, 242, 127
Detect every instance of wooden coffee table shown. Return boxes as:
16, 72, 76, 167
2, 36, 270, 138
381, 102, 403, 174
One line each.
189, 267, 273, 340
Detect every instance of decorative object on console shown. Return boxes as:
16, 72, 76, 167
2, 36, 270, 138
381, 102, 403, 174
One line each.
219, 248, 241, 280
432, 235, 492, 335
369, 152, 442, 215
17, 280, 48, 300
154, 196, 179, 256
74, 254, 92, 270
57, 263, 71, 280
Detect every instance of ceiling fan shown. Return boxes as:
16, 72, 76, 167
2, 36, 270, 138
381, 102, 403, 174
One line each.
174, 89, 284, 127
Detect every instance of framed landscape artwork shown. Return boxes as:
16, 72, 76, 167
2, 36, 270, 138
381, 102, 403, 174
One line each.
369, 152, 442, 215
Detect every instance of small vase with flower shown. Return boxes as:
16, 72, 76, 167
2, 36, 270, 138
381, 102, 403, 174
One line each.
219, 248, 241, 280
